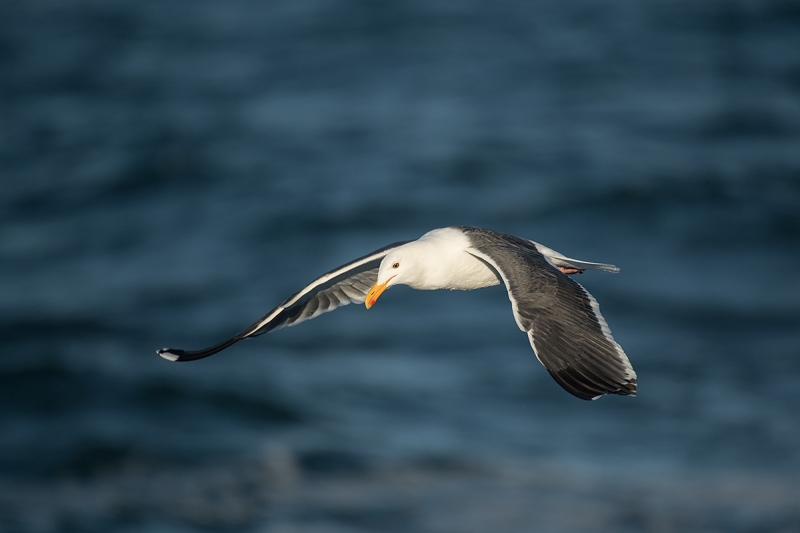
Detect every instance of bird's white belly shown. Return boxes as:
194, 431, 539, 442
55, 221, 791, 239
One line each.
409, 249, 501, 291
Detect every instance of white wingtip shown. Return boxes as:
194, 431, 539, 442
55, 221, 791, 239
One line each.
157, 349, 179, 362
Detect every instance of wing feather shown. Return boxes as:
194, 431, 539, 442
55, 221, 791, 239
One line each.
157, 240, 410, 361
459, 227, 636, 401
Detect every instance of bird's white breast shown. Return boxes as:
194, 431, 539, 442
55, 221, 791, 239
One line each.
408, 227, 501, 290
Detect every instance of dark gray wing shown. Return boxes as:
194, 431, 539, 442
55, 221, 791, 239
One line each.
460, 227, 636, 400
157, 240, 410, 362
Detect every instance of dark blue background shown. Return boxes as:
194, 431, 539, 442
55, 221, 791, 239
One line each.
2, 1, 799, 531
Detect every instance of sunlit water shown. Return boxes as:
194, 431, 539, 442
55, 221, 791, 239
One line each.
1, 1, 799, 531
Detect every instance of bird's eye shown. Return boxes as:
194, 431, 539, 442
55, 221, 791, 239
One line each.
392, 262, 400, 269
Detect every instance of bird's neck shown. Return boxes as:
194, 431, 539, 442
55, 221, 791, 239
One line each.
406, 230, 501, 291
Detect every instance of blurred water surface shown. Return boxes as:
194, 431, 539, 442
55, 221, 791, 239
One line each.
1, 1, 800, 532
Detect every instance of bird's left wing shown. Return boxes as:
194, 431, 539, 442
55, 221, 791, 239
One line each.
461, 228, 636, 400
157, 240, 410, 362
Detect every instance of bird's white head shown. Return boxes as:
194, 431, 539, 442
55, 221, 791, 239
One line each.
365, 247, 417, 309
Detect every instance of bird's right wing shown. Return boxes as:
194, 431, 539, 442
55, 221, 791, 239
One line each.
157, 240, 410, 362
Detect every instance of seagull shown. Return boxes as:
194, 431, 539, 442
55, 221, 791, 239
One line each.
158, 226, 636, 400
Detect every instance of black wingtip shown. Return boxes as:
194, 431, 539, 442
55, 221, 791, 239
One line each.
549, 368, 637, 401
156, 336, 241, 362
157, 348, 180, 361
157, 348, 190, 362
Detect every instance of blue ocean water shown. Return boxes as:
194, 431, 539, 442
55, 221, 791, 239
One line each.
1, 1, 799, 531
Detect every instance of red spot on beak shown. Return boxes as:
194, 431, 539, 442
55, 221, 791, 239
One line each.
365, 277, 393, 309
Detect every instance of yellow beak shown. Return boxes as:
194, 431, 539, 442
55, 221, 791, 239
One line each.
365, 278, 392, 309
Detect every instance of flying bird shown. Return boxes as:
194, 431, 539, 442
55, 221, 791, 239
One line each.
158, 226, 636, 400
